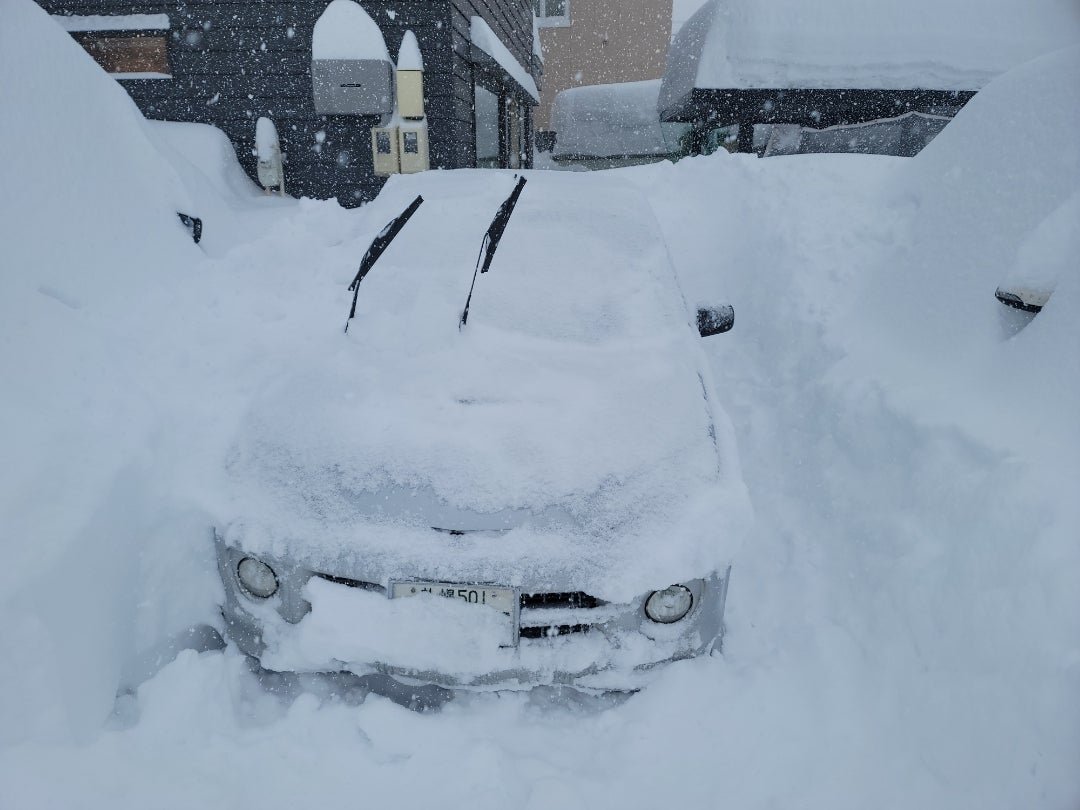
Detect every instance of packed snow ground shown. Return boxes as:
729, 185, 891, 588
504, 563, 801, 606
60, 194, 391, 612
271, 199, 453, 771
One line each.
2, 3, 1078, 807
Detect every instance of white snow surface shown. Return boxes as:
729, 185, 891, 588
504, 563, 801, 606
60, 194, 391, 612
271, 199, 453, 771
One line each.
52, 13, 169, 32
145, 120, 291, 256
663, 0, 1080, 99
396, 29, 423, 71
312, 0, 391, 62
1000, 191, 1078, 295
671, 0, 708, 41
1, 2, 1078, 807
552, 80, 684, 158
470, 15, 540, 101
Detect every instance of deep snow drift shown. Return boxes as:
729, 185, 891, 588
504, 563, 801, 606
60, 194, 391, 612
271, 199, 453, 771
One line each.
1, 3, 1077, 807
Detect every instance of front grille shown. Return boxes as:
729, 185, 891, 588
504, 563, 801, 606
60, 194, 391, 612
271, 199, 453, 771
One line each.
519, 591, 604, 610
314, 575, 608, 640
314, 573, 384, 593
519, 623, 593, 639
518, 591, 608, 639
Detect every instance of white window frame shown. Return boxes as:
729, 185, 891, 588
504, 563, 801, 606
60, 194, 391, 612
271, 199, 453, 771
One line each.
534, 0, 569, 28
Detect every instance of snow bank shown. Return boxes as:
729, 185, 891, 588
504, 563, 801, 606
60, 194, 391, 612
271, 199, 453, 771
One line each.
850, 45, 1080, 416
551, 80, 687, 158
470, 16, 539, 101
0, 0, 207, 745
829, 48, 1080, 806
147, 120, 290, 256
312, 0, 390, 62
1000, 191, 1078, 297
0, 0, 297, 746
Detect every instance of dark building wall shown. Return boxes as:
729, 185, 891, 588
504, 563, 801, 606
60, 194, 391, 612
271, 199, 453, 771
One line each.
39, 0, 537, 205
449, 0, 538, 168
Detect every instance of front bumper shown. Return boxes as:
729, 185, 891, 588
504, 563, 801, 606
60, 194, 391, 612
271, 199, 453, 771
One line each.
215, 534, 730, 692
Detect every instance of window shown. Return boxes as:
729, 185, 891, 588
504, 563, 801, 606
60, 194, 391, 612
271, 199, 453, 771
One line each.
534, 0, 569, 27
475, 84, 530, 170
506, 97, 528, 169
474, 85, 500, 168
74, 33, 171, 77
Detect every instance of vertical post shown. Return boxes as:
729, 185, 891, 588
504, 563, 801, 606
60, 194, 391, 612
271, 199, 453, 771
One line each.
688, 123, 707, 156
736, 121, 755, 154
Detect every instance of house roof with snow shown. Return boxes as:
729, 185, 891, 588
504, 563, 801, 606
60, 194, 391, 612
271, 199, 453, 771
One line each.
670, 0, 707, 43
660, 0, 1080, 130
471, 15, 539, 102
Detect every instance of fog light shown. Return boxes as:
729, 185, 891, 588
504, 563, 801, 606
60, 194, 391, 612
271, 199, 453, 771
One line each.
645, 585, 693, 623
237, 557, 278, 598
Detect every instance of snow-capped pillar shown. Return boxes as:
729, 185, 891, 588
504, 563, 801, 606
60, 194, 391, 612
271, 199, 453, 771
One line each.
255, 117, 285, 195
395, 31, 429, 173
396, 30, 424, 120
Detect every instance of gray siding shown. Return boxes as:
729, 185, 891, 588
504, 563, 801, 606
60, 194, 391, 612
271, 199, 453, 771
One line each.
38, 0, 537, 205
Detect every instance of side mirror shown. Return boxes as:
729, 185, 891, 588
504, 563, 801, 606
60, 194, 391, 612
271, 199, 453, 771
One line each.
177, 212, 202, 244
697, 305, 734, 337
995, 285, 1048, 314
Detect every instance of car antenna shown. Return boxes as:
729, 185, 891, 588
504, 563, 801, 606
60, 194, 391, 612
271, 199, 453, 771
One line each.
459, 175, 527, 329
344, 194, 424, 333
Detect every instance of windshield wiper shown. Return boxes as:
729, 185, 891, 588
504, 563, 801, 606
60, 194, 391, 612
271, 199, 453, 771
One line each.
459, 176, 527, 329
344, 194, 424, 333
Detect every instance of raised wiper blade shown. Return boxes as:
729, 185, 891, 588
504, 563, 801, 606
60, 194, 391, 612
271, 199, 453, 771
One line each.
460, 176, 527, 329
344, 194, 424, 332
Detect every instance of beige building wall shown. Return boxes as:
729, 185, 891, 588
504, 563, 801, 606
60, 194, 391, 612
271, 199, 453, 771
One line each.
536, 0, 673, 131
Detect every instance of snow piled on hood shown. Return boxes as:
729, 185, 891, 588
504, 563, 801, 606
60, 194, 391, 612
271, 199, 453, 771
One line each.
225, 170, 749, 597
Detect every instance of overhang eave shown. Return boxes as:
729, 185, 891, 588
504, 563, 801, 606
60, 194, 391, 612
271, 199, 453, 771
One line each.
661, 86, 977, 129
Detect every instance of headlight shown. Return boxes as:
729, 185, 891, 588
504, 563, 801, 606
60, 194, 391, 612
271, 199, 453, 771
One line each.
644, 585, 694, 623
237, 557, 278, 598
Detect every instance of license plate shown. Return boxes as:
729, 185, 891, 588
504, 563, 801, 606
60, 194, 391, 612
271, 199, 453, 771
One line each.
389, 581, 519, 646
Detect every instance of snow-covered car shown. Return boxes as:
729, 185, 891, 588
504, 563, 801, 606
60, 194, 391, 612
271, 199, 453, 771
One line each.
214, 171, 750, 694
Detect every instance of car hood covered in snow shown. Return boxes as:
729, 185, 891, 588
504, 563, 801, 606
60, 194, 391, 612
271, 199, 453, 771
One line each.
224, 171, 750, 600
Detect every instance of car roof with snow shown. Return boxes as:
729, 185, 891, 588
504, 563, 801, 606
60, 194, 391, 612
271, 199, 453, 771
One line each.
226, 171, 746, 595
